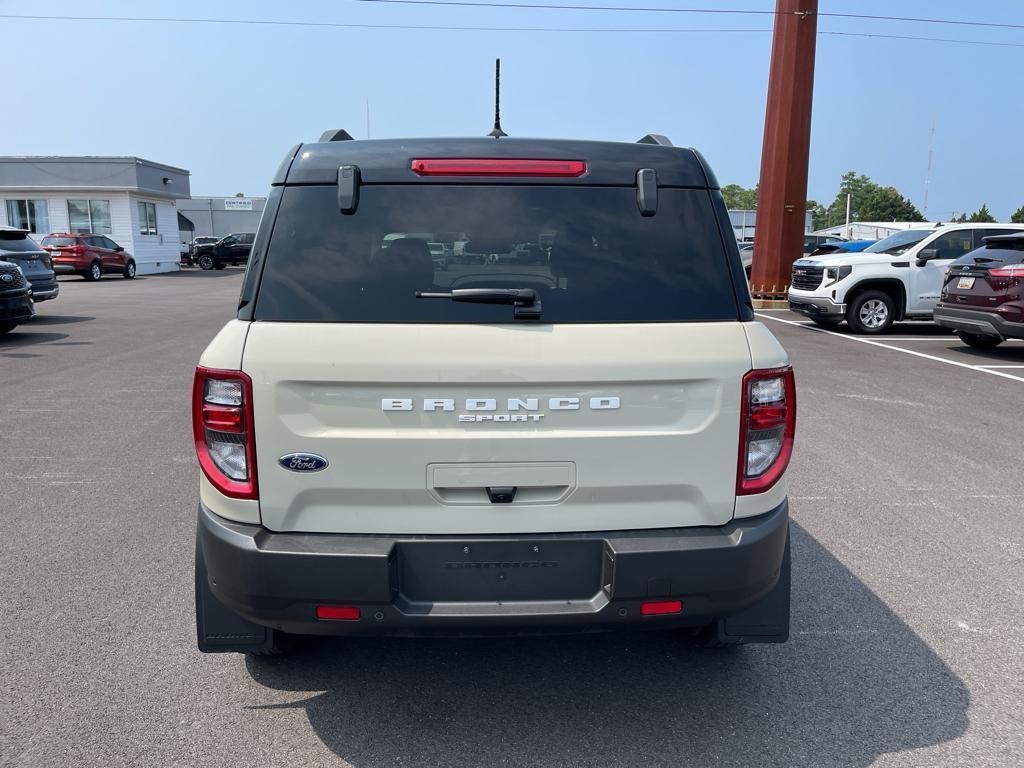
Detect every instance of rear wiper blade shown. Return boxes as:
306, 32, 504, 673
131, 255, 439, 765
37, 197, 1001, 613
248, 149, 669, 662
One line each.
416, 287, 542, 320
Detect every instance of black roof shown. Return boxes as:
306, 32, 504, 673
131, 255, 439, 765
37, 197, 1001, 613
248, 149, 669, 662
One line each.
273, 137, 717, 189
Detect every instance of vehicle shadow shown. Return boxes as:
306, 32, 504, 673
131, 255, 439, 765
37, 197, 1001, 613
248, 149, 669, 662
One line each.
945, 344, 1024, 363
24, 314, 95, 326
243, 523, 969, 767
0, 330, 68, 347
173, 268, 246, 278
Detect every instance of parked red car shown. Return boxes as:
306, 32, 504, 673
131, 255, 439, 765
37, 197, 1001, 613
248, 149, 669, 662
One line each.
934, 232, 1024, 348
40, 233, 137, 281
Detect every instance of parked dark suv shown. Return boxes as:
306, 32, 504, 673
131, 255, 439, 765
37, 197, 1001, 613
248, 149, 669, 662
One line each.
0, 260, 34, 335
0, 227, 58, 301
193, 233, 255, 270
41, 234, 136, 280
935, 232, 1024, 348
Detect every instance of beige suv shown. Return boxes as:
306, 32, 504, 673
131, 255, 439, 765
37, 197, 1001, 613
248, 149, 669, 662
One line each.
193, 132, 796, 653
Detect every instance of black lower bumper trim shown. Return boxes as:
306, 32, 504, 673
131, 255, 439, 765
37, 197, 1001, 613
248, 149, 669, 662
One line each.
197, 501, 790, 639
933, 305, 1024, 340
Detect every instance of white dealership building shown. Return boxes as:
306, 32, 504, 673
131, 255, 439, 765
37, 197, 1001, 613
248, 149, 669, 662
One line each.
0, 156, 191, 274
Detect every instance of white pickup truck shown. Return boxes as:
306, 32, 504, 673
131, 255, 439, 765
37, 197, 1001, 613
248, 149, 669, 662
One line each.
788, 223, 1024, 333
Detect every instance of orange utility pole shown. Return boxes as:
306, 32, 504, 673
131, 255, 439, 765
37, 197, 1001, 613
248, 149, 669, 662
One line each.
750, 0, 818, 301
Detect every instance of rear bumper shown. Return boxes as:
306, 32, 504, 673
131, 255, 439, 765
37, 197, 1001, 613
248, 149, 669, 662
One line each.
28, 277, 58, 301
934, 305, 1024, 340
197, 500, 789, 637
788, 293, 845, 318
52, 260, 84, 274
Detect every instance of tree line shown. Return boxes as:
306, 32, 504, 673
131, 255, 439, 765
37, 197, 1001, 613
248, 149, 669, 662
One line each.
722, 173, 1024, 230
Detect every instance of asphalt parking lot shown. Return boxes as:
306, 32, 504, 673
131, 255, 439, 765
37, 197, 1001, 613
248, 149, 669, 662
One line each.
2, 272, 1022, 767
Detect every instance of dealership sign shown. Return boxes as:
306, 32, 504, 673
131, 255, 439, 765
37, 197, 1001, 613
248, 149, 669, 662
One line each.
223, 199, 253, 211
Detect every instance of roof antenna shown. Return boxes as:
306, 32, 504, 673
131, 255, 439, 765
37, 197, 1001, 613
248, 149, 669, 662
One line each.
488, 58, 507, 138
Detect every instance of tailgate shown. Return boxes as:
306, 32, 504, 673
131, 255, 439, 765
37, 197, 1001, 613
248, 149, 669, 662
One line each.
945, 266, 1013, 309
244, 322, 751, 534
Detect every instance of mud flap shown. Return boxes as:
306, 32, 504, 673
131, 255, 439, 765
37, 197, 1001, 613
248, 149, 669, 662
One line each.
195, 538, 278, 654
717, 525, 791, 645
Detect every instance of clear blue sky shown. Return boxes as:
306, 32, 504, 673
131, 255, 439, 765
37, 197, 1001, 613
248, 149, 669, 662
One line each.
4, 0, 1023, 220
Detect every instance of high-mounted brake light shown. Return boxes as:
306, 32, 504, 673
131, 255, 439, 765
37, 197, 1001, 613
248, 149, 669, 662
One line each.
737, 366, 796, 496
192, 366, 258, 500
410, 158, 587, 178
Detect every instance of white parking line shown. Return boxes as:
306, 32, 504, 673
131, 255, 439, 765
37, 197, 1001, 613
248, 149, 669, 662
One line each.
881, 337, 1023, 342
755, 312, 1024, 384
975, 365, 1024, 369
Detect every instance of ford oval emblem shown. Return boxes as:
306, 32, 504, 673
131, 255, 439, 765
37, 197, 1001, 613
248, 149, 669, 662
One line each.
278, 453, 329, 472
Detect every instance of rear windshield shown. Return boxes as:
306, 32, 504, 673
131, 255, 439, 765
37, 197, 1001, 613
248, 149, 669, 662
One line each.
41, 237, 76, 247
254, 185, 738, 323
953, 241, 1024, 267
0, 232, 44, 252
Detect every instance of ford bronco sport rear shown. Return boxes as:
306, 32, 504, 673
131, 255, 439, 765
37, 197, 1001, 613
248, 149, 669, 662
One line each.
194, 133, 795, 653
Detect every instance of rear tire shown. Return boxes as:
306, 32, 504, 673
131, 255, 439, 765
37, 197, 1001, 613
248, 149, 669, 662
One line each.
123, 260, 136, 279
84, 261, 102, 282
846, 290, 895, 334
0, 321, 17, 335
957, 332, 1003, 349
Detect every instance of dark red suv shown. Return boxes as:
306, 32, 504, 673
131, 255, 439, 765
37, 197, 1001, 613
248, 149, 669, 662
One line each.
934, 232, 1024, 349
41, 234, 137, 281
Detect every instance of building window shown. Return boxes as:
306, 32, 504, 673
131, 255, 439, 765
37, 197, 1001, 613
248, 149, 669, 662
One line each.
5, 199, 50, 233
137, 202, 158, 235
67, 199, 112, 235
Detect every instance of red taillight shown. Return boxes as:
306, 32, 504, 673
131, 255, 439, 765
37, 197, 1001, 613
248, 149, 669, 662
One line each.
202, 404, 243, 432
989, 264, 1024, 278
737, 366, 796, 496
192, 366, 258, 500
316, 605, 361, 621
640, 600, 683, 616
410, 158, 587, 178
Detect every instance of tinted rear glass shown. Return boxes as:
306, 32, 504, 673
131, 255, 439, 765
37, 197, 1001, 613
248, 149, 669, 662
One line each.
255, 186, 738, 323
0, 232, 44, 252
953, 242, 1024, 267
41, 237, 76, 247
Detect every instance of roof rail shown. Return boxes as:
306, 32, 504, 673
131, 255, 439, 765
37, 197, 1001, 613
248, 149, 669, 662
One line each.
637, 134, 673, 147
318, 129, 355, 143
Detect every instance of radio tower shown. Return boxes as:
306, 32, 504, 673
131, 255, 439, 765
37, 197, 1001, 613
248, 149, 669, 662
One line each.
923, 115, 935, 220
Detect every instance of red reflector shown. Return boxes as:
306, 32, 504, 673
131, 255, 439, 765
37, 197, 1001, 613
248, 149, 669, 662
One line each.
410, 158, 587, 178
749, 404, 787, 429
640, 600, 683, 616
202, 403, 243, 432
316, 605, 361, 621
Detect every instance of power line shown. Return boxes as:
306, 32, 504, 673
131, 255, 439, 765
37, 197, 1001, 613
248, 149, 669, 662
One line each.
356, 0, 1024, 31
359, 1, 777, 16
1, 13, 1022, 48
0, 14, 769, 33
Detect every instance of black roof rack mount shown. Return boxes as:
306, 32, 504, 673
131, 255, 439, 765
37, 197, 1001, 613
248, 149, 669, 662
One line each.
319, 129, 355, 143
637, 134, 673, 147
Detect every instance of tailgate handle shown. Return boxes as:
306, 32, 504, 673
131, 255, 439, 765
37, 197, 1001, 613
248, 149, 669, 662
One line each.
486, 486, 517, 504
